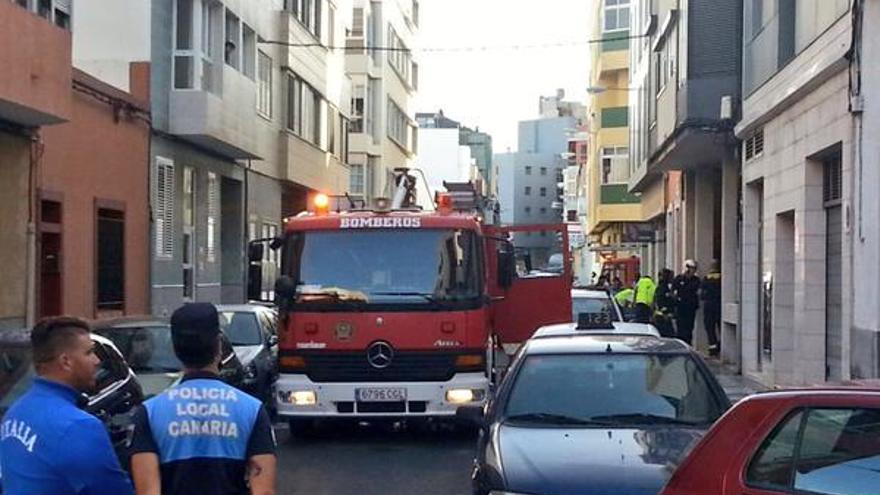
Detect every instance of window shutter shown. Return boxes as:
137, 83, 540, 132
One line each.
155, 157, 175, 258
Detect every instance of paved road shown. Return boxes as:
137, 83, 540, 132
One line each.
276, 421, 477, 495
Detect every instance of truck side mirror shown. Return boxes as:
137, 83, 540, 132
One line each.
497, 245, 515, 289
274, 275, 297, 310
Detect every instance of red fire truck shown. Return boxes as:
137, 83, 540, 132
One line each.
247, 173, 572, 433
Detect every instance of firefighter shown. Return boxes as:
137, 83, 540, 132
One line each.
701, 260, 722, 357
673, 260, 701, 345
653, 269, 677, 338
130, 303, 277, 495
633, 274, 657, 324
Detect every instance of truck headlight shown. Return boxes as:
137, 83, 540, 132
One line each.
446, 388, 486, 404
278, 390, 317, 406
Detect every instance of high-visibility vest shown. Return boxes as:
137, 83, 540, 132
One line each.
635, 277, 657, 306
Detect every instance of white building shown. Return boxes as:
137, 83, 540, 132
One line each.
346, 0, 420, 204
736, 0, 860, 385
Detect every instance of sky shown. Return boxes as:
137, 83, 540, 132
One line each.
413, 0, 592, 153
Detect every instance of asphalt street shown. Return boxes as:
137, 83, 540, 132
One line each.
275, 421, 477, 495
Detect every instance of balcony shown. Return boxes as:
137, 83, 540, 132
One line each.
0, 0, 72, 127
600, 184, 640, 205
168, 65, 261, 159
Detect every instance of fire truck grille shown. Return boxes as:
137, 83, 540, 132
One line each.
302, 351, 460, 383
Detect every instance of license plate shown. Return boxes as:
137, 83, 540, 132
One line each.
356, 387, 407, 402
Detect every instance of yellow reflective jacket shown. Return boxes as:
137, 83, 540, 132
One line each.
635, 277, 657, 306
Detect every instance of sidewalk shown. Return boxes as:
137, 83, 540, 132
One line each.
704, 358, 767, 403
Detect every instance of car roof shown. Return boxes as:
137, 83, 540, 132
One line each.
571, 289, 611, 299
533, 322, 660, 338
91, 316, 169, 329
523, 334, 691, 355
215, 304, 275, 313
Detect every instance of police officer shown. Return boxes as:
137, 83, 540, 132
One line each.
0, 317, 134, 495
673, 260, 702, 345
129, 303, 276, 495
653, 269, 677, 338
701, 260, 723, 357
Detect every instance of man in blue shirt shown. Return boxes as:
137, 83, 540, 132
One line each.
0, 317, 134, 495
130, 303, 276, 495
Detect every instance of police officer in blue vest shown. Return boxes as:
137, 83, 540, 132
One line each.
0, 317, 135, 495
130, 303, 276, 495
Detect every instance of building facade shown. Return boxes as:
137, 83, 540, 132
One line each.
346, 0, 419, 205
414, 111, 486, 209
0, 0, 73, 329
736, 0, 857, 385
586, 0, 643, 274
74, 0, 352, 316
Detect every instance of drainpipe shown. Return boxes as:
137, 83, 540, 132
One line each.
25, 132, 43, 328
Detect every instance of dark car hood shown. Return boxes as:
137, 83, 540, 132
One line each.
496, 424, 705, 495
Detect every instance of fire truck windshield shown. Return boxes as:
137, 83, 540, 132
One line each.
284, 229, 482, 308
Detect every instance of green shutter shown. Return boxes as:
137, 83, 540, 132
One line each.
601, 184, 640, 204
602, 30, 630, 52
601, 107, 629, 128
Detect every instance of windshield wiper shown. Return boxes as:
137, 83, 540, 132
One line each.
504, 413, 612, 426
588, 413, 703, 426
370, 291, 439, 302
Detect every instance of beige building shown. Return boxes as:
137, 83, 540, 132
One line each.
345, 0, 420, 203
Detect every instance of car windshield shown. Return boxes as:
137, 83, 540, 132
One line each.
505, 354, 724, 426
285, 229, 481, 305
95, 325, 182, 373
219, 312, 262, 346
572, 296, 619, 322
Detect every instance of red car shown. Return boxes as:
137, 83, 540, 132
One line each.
661, 388, 880, 495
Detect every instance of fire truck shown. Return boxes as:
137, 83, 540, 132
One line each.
247, 171, 572, 433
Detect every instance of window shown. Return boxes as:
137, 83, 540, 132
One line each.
154, 158, 175, 259
176, 0, 194, 50
206, 172, 218, 263
225, 10, 240, 68
286, 72, 327, 148
601, 146, 630, 184
351, 85, 365, 133
328, 4, 335, 46
525, 186, 532, 196
525, 166, 533, 175
350, 164, 365, 195
655, 49, 668, 95
540, 207, 547, 214
286, 0, 322, 39
287, 74, 302, 134
257, 52, 272, 118
540, 187, 547, 197
182, 167, 195, 300
54, 6, 70, 29
351, 7, 364, 37
748, 408, 880, 495
174, 0, 196, 89
387, 98, 412, 151
540, 167, 547, 176
388, 25, 414, 88
200, 0, 218, 93
524, 206, 532, 215
603, 0, 630, 33
242, 25, 256, 79
823, 151, 842, 204
96, 208, 125, 311
745, 128, 765, 161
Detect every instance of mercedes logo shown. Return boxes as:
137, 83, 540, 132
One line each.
366, 341, 394, 369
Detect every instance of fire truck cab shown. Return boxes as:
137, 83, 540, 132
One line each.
247, 175, 572, 431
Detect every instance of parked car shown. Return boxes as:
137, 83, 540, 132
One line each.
458, 333, 730, 495
92, 317, 245, 397
0, 328, 144, 471
660, 388, 880, 495
215, 304, 279, 404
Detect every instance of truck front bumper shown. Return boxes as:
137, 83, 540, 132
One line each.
275, 372, 489, 418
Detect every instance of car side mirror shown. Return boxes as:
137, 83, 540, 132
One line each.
274, 275, 297, 310
267, 334, 279, 347
456, 405, 486, 428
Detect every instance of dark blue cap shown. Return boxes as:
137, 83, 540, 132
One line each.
170, 303, 219, 339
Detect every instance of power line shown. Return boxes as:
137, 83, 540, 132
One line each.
259, 33, 647, 53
